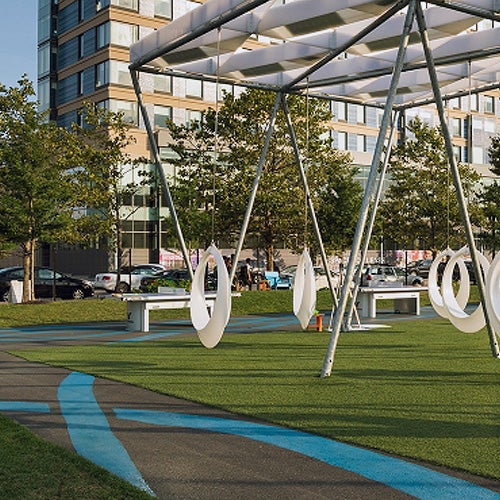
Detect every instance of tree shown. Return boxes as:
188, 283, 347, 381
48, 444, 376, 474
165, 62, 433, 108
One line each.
164, 89, 361, 269
70, 103, 151, 287
0, 77, 77, 301
379, 118, 482, 254
478, 135, 500, 256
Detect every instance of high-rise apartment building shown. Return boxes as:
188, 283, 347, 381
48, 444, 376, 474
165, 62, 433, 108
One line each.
37, 0, 499, 273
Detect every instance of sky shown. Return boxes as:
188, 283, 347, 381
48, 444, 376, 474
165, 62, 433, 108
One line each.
0, 1, 38, 89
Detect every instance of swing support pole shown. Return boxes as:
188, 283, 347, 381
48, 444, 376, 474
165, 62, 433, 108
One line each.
230, 93, 282, 284
344, 110, 400, 330
321, 0, 417, 377
280, 94, 339, 306
130, 69, 195, 279
415, 3, 500, 358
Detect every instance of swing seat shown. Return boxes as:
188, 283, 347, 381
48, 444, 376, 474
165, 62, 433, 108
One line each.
264, 271, 292, 290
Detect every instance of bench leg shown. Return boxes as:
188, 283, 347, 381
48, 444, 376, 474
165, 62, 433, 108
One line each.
127, 303, 150, 332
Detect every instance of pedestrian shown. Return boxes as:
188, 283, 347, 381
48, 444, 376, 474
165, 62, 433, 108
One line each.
239, 258, 253, 290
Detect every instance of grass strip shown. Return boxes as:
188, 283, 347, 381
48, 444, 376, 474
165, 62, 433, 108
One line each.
0, 414, 152, 499
13, 318, 500, 481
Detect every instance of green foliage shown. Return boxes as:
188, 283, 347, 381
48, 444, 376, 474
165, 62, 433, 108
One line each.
478, 135, 500, 254
164, 89, 361, 266
0, 77, 80, 300
488, 134, 500, 176
142, 278, 191, 293
478, 181, 500, 255
379, 118, 482, 251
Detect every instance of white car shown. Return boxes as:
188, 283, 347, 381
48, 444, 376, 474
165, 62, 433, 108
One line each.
94, 264, 165, 293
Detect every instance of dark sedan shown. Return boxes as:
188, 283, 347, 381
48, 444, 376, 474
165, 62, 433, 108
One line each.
0, 266, 94, 301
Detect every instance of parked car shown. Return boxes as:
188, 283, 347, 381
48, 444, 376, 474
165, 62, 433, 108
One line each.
360, 264, 423, 287
0, 266, 94, 301
280, 265, 339, 290
94, 263, 165, 293
407, 259, 434, 279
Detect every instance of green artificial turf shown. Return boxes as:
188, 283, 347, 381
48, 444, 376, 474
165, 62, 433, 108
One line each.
13, 318, 500, 481
0, 414, 151, 499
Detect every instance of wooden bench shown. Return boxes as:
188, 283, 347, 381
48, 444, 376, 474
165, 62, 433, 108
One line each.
358, 286, 428, 319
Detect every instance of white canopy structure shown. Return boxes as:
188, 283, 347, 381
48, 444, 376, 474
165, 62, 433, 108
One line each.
129, 0, 500, 375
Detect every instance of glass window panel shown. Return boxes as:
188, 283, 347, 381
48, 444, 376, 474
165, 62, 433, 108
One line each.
109, 99, 138, 125
97, 22, 110, 49
186, 109, 202, 128
484, 118, 495, 133
155, 0, 172, 18
484, 95, 495, 114
97, 0, 111, 11
111, 0, 138, 10
337, 131, 347, 150
95, 61, 109, 87
186, 79, 202, 98
154, 74, 171, 93
109, 60, 132, 86
154, 105, 172, 128
336, 101, 346, 121
472, 146, 484, 163
38, 44, 50, 76
110, 21, 138, 47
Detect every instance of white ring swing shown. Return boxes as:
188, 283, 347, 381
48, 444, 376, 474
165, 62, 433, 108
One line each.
190, 244, 231, 348
189, 29, 230, 348
293, 247, 317, 330
428, 248, 470, 319
292, 88, 317, 331
485, 251, 500, 340
441, 246, 489, 333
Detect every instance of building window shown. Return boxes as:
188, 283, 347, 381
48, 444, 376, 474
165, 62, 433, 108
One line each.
356, 134, 366, 152
38, 78, 50, 112
95, 61, 109, 87
337, 131, 347, 150
356, 104, 365, 124
97, 22, 110, 49
154, 74, 172, 93
483, 95, 495, 114
449, 97, 461, 109
155, 0, 172, 19
38, 43, 50, 77
472, 146, 484, 164
186, 79, 203, 98
154, 105, 172, 128
103, 99, 138, 125
110, 21, 139, 47
469, 94, 478, 111
112, 0, 138, 10
336, 101, 347, 121
484, 118, 495, 133
96, 0, 110, 11
186, 109, 202, 128
110, 60, 132, 86
451, 117, 461, 136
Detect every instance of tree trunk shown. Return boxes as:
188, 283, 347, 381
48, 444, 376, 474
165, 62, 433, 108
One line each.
265, 245, 274, 272
22, 241, 31, 303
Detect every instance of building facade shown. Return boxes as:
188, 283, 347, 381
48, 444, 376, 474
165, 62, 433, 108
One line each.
37, 0, 500, 273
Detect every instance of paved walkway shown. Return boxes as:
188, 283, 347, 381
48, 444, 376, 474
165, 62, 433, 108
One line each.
1, 309, 499, 499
